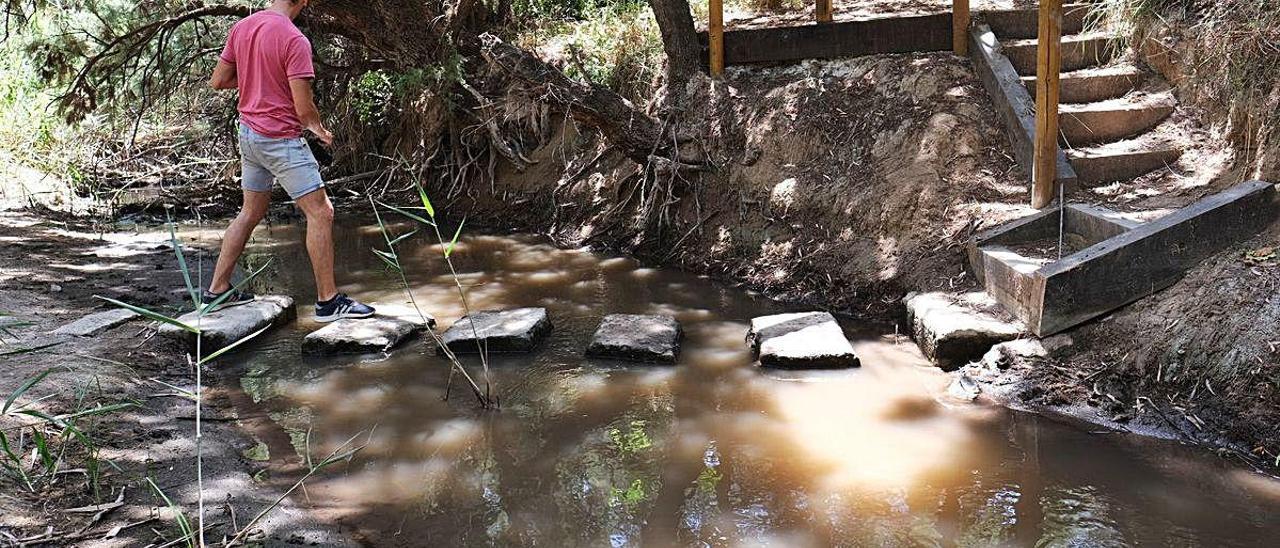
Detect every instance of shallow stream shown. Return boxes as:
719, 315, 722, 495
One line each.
217, 221, 1280, 547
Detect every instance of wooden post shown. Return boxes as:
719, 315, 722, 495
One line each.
816, 0, 833, 23
953, 0, 970, 55
710, 0, 724, 77
1032, 0, 1063, 209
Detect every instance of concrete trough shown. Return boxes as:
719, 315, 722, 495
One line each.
969, 181, 1278, 336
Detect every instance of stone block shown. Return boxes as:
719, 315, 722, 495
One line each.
748, 312, 860, 369
159, 295, 296, 352
439, 307, 552, 354
586, 314, 682, 363
52, 309, 139, 337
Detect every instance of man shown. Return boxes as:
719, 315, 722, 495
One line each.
207, 0, 374, 322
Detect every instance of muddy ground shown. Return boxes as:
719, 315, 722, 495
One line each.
0, 200, 356, 546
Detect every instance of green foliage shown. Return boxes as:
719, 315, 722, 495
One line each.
0, 367, 136, 496
516, 0, 663, 101
607, 419, 652, 455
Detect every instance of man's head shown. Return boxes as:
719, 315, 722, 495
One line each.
272, 0, 309, 19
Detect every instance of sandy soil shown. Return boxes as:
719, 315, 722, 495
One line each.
0, 200, 353, 546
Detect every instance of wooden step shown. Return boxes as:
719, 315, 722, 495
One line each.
981, 4, 1091, 40
1067, 136, 1183, 184
1059, 93, 1176, 146
1021, 65, 1144, 104
1003, 33, 1115, 76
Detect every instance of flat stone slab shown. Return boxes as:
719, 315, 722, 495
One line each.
159, 295, 296, 353
747, 312, 860, 369
302, 315, 429, 355
439, 307, 551, 354
52, 309, 139, 337
905, 292, 1022, 371
585, 314, 682, 363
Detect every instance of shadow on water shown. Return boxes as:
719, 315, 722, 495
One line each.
211, 220, 1280, 547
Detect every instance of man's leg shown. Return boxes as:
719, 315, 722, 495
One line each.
293, 189, 338, 302
209, 190, 271, 293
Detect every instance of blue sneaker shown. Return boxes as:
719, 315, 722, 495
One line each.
315, 293, 375, 323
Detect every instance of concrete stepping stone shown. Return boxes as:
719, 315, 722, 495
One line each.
52, 309, 139, 337
159, 295, 296, 352
302, 315, 431, 355
439, 307, 551, 354
904, 292, 1022, 371
586, 314, 682, 363
747, 312, 860, 369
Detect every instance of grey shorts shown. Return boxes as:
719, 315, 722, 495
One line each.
238, 123, 325, 200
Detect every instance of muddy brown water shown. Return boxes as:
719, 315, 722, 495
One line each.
213, 221, 1280, 547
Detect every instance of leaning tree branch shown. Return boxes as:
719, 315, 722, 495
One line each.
476, 33, 698, 169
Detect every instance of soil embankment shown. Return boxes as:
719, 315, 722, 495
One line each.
458, 52, 1030, 314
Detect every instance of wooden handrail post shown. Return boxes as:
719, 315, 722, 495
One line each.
953, 0, 970, 55
710, 0, 724, 77
1032, 0, 1063, 208
816, 0, 833, 23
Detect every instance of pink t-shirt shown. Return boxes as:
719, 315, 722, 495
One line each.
219, 11, 314, 139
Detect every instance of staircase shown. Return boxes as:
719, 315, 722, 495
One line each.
976, 4, 1184, 187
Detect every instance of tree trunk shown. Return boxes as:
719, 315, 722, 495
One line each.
648, 0, 703, 96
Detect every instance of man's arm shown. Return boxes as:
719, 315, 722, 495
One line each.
210, 60, 237, 90
290, 78, 333, 145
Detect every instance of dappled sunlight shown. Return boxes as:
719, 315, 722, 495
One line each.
203, 228, 1280, 545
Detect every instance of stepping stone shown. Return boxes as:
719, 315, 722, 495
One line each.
159, 295, 296, 352
747, 312, 860, 369
904, 292, 1022, 371
439, 307, 551, 354
302, 315, 431, 355
585, 314, 682, 363
52, 309, 139, 337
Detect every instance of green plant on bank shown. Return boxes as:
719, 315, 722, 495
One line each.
1087, 0, 1280, 132
87, 221, 366, 546
370, 163, 498, 408
515, 0, 664, 101
0, 367, 136, 496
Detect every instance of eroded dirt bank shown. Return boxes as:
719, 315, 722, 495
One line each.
454, 52, 1030, 314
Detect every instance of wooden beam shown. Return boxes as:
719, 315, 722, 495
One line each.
816, 0, 833, 23
952, 0, 970, 55
703, 13, 953, 65
1032, 0, 1063, 209
709, 0, 724, 76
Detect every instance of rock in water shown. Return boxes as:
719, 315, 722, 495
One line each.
302, 316, 428, 355
52, 309, 139, 337
748, 312, 860, 369
904, 292, 1022, 371
159, 295, 296, 352
439, 307, 552, 354
586, 314, 682, 363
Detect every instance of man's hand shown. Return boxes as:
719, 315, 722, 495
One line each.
314, 127, 334, 146
290, 78, 332, 145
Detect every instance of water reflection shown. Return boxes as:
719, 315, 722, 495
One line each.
211, 222, 1280, 546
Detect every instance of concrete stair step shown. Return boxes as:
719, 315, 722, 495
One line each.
1067, 136, 1183, 184
981, 3, 1092, 40
1004, 33, 1115, 76
1059, 92, 1176, 146
1020, 65, 1145, 103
